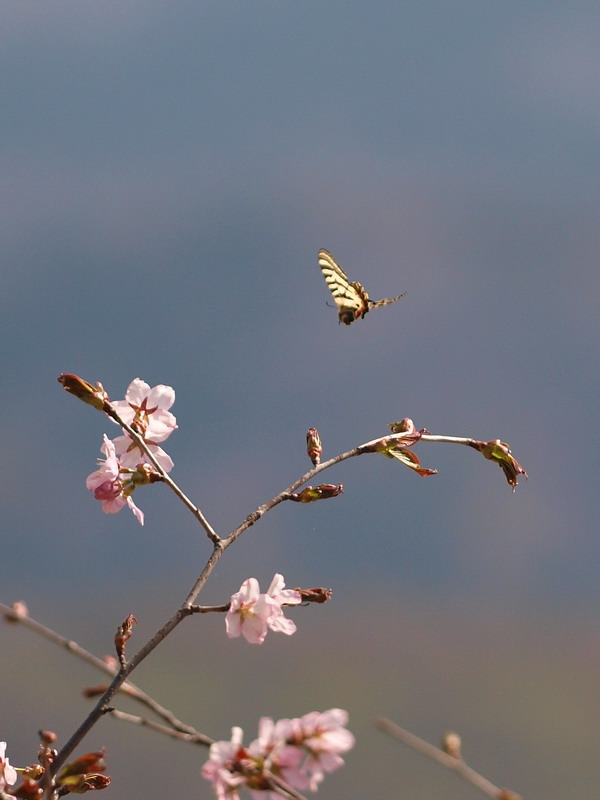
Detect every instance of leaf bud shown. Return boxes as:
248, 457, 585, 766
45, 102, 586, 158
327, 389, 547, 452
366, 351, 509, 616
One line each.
289, 484, 344, 503
306, 427, 323, 465
294, 587, 333, 603
388, 418, 416, 434
114, 614, 138, 663
57, 374, 110, 412
476, 439, 528, 491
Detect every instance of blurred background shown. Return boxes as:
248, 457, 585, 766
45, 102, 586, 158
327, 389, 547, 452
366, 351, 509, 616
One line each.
2, 2, 599, 798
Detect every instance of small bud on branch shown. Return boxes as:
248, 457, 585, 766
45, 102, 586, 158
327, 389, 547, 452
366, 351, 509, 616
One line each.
388, 418, 417, 434
114, 615, 138, 665
57, 374, 110, 413
294, 587, 333, 604
441, 731, 461, 758
289, 484, 344, 503
306, 427, 323, 465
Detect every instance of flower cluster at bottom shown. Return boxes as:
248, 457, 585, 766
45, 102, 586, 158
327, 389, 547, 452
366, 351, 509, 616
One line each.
201, 709, 355, 799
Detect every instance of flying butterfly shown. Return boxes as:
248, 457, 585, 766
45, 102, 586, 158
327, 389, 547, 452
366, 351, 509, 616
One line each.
318, 248, 406, 325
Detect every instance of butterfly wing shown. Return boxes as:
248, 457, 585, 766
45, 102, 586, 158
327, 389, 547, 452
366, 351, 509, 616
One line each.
318, 249, 370, 325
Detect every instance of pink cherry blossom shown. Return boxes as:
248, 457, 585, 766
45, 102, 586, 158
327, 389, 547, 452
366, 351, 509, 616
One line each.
283, 709, 355, 791
110, 379, 177, 443
201, 727, 247, 800
111, 434, 174, 473
86, 436, 144, 525
0, 742, 17, 790
225, 578, 272, 644
264, 574, 302, 636
225, 575, 301, 644
201, 711, 354, 798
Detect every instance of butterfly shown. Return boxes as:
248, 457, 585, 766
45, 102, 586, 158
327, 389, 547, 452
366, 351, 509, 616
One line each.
318, 248, 406, 325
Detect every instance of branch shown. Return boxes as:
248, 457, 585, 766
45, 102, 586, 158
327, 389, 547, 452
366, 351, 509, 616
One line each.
105, 406, 221, 543
375, 717, 522, 800
107, 710, 212, 746
108, 713, 308, 800
0, 603, 202, 738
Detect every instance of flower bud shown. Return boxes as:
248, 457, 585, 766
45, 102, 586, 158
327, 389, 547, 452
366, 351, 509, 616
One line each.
3, 600, 28, 623
306, 427, 323, 465
294, 587, 333, 603
82, 685, 109, 698
441, 730, 461, 758
289, 484, 344, 503
38, 730, 57, 746
57, 374, 110, 412
58, 751, 106, 780
114, 614, 138, 663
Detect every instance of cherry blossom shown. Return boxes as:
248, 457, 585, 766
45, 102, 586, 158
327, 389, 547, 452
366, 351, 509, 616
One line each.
225, 578, 272, 644
0, 742, 17, 790
110, 378, 177, 443
201, 727, 248, 800
111, 434, 174, 473
86, 436, 145, 525
201, 710, 354, 798
225, 575, 301, 644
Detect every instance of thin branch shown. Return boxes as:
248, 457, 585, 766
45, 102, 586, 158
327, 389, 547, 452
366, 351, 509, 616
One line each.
375, 718, 522, 800
107, 710, 212, 746
266, 774, 310, 800
108, 713, 308, 800
0, 603, 201, 738
41, 407, 522, 774
105, 406, 220, 543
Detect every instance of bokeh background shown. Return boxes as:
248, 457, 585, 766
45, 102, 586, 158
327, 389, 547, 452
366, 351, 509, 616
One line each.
2, 2, 599, 798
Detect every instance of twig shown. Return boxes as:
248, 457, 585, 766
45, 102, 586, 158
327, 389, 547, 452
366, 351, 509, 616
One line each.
45, 402, 523, 773
375, 717, 522, 800
107, 712, 308, 800
105, 406, 220, 544
0, 603, 201, 738
107, 710, 212, 746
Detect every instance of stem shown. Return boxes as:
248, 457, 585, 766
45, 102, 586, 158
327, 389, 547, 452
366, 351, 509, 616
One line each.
0, 604, 204, 736
107, 710, 212, 746
50, 607, 192, 775
105, 407, 220, 543
44, 419, 497, 775
375, 718, 521, 799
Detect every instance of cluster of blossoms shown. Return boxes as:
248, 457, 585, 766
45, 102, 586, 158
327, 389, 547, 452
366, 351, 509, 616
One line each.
201, 709, 355, 799
85, 379, 177, 525
226, 574, 302, 644
0, 741, 17, 791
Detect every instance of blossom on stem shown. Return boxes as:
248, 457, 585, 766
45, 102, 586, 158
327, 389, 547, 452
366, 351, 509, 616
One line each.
225, 574, 301, 644
263, 573, 303, 636
86, 436, 145, 525
201, 710, 355, 798
110, 378, 176, 442
111, 433, 174, 473
275, 709, 356, 791
201, 727, 248, 800
0, 742, 17, 790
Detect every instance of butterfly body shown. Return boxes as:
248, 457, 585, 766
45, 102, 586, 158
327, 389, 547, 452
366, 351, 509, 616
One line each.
318, 248, 405, 325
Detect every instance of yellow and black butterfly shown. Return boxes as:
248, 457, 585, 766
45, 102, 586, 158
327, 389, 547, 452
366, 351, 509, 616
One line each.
318, 248, 406, 325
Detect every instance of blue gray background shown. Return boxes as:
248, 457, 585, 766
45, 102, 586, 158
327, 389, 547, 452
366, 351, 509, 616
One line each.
2, 2, 599, 798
